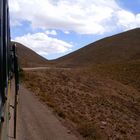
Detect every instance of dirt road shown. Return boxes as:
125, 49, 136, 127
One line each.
22, 67, 71, 71
9, 84, 79, 140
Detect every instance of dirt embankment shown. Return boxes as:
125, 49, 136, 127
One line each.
22, 69, 140, 140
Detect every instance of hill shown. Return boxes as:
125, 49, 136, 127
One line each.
16, 42, 49, 68
23, 68, 140, 140
21, 28, 140, 139
52, 28, 140, 67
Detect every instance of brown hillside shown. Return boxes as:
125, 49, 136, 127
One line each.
52, 28, 140, 67
23, 69, 140, 140
16, 42, 49, 68
21, 28, 140, 140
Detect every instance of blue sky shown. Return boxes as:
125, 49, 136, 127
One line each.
9, 0, 140, 60
118, 0, 140, 14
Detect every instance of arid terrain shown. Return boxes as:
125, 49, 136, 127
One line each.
18, 28, 140, 140
16, 42, 49, 67
51, 28, 140, 67
22, 68, 140, 140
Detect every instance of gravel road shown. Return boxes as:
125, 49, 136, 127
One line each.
22, 67, 71, 71
9, 84, 79, 140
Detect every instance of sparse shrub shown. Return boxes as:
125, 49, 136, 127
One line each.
77, 122, 101, 140
19, 68, 25, 81
23, 69, 139, 139
57, 111, 66, 118
46, 102, 55, 108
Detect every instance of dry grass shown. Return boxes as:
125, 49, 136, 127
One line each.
90, 60, 140, 90
51, 28, 140, 67
22, 68, 140, 140
16, 42, 49, 67
17, 28, 140, 140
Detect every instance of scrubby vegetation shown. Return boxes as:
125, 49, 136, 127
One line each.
23, 68, 140, 140
90, 60, 140, 90
19, 28, 140, 140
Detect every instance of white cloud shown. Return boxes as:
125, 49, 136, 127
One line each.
14, 32, 73, 57
45, 30, 57, 36
136, 14, 140, 26
64, 31, 70, 34
9, 0, 140, 35
116, 10, 140, 30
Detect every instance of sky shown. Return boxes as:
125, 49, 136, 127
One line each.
9, 0, 140, 60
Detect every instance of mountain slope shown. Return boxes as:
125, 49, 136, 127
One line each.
21, 28, 140, 139
52, 28, 140, 67
16, 43, 49, 68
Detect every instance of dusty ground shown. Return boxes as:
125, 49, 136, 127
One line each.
9, 82, 80, 140
23, 68, 140, 140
